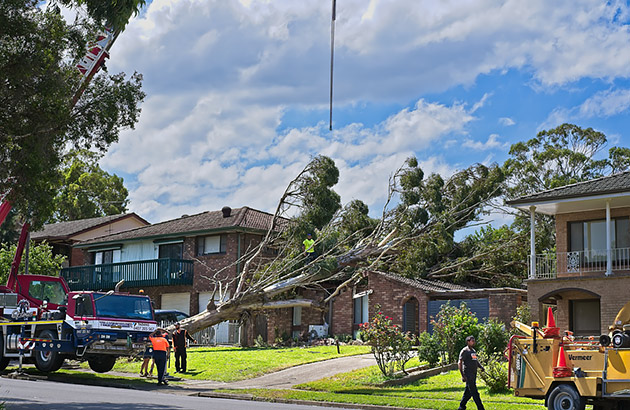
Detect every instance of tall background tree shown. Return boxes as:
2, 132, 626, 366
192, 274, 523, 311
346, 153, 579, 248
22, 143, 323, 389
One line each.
0, 0, 145, 228
52, 150, 129, 222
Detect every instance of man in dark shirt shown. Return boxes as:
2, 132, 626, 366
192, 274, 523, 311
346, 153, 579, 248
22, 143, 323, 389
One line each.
172, 322, 196, 373
458, 335, 485, 410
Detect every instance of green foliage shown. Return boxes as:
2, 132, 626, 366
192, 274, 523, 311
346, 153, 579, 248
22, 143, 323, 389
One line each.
477, 319, 508, 356
53, 0, 146, 30
0, 241, 66, 283
359, 306, 416, 377
52, 150, 129, 222
417, 331, 441, 368
431, 302, 480, 363
512, 304, 531, 329
456, 225, 528, 286
338, 200, 378, 247
392, 158, 505, 285
478, 353, 509, 393
0, 0, 144, 227
334, 334, 353, 343
291, 156, 342, 239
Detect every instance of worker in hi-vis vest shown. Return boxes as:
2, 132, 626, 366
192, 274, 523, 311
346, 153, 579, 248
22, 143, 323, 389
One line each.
303, 233, 316, 261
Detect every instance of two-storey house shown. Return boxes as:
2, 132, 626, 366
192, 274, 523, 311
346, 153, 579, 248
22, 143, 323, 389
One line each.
508, 171, 630, 336
62, 206, 278, 344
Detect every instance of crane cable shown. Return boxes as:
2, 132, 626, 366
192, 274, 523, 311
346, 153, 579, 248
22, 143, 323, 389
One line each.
329, 0, 337, 131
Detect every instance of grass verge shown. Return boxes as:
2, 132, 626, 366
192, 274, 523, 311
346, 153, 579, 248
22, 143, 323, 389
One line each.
111, 345, 370, 382
218, 367, 548, 409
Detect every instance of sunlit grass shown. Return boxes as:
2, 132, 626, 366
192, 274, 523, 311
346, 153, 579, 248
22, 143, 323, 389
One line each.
111, 345, 370, 382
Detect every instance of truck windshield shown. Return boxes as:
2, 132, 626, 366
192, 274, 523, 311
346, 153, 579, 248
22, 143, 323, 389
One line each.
29, 280, 66, 305
94, 295, 153, 321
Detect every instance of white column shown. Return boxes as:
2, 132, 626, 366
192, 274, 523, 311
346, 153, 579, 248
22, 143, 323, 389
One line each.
606, 200, 612, 276
530, 206, 536, 279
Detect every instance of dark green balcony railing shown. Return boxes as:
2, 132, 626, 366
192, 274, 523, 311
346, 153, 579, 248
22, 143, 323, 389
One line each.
60, 258, 194, 291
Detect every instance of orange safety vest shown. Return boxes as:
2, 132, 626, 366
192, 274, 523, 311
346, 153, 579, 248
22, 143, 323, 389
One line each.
150, 336, 169, 351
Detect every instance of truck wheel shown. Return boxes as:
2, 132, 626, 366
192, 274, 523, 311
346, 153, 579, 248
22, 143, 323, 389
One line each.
88, 356, 117, 373
34, 330, 64, 373
547, 384, 586, 410
0, 335, 9, 371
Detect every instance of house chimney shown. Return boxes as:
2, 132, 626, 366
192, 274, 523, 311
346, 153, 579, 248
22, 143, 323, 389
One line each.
222, 206, 232, 218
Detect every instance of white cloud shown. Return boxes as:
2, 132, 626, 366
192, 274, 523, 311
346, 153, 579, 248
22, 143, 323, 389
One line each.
541, 88, 630, 129
462, 134, 507, 151
499, 117, 515, 126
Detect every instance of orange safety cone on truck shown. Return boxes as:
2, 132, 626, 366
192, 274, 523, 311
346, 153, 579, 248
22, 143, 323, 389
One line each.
543, 306, 560, 338
552, 344, 572, 378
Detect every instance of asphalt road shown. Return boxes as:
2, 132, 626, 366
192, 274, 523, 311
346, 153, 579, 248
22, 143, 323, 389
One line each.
0, 378, 351, 410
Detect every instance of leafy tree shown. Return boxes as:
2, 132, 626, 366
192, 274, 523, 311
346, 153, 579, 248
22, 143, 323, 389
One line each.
337, 199, 378, 247
451, 225, 528, 286
0, 241, 66, 284
392, 157, 505, 284
0, 0, 145, 228
52, 150, 129, 222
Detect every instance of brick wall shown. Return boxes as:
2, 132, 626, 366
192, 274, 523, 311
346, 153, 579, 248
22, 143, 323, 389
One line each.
528, 274, 630, 335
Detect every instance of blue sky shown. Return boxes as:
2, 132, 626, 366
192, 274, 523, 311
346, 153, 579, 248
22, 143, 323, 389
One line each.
90, 0, 630, 224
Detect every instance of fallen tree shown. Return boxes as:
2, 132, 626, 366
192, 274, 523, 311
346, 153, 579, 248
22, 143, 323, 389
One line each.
172, 156, 505, 336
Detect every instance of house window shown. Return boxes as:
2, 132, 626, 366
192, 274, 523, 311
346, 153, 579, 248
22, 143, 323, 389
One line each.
569, 218, 630, 262
569, 299, 600, 336
93, 249, 121, 264
159, 243, 183, 259
196, 235, 227, 255
353, 294, 369, 325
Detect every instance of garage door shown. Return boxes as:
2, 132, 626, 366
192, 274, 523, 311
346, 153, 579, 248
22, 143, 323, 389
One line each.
161, 292, 190, 315
427, 298, 489, 333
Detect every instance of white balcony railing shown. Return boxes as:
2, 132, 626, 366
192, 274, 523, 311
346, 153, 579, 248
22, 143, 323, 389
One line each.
529, 248, 630, 279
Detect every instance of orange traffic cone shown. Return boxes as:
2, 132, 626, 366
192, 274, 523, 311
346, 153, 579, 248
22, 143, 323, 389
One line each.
546, 307, 556, 328
553, 344, 572, 378
543, 307, 560, 338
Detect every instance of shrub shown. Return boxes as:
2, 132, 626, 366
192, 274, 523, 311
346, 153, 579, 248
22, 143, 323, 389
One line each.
478, 319, 508, 356
417, 331, 441, 367
333, 334, 353, 343
254, 334, 269, 348
432, 302, 481, 363
478, 353, 509, 393
359, 306, 416, 377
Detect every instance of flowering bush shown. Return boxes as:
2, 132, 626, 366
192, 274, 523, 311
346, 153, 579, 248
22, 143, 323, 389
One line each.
431, 302, 480, 363
359, 306, 416, 377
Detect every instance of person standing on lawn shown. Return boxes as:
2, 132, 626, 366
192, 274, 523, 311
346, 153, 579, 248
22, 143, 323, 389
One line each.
149, 328, 170, 385
458, 335, 485, 410
172, 322, 196, 373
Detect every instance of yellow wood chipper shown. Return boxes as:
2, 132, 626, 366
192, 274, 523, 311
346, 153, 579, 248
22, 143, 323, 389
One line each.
509, 303, 630, 410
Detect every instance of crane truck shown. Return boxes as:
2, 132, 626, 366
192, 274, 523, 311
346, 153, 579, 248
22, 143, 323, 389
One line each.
509, 305, 630, 410
0, 5, 156, 374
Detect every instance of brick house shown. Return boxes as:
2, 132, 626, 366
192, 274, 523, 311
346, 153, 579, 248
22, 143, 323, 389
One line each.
326, 271, 526, 338
62, 206, 279, 344
30, 213, 149, 267
508, 171, 630, 336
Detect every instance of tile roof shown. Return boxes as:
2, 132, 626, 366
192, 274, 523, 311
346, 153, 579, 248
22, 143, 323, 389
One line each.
78, 207, 282, 246
375, 271, 468, 292
30, 214, 145, 240
507, 170, 630, 205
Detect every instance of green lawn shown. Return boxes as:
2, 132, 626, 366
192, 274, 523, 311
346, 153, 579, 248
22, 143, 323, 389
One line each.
220, 367, 548, 410
112, 345, 371, 382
